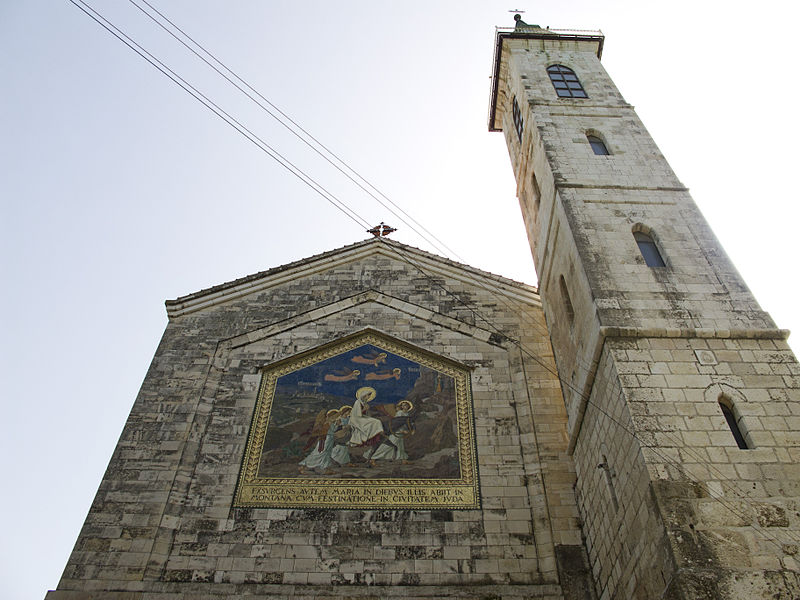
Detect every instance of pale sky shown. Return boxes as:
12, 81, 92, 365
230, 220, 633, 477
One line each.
2, 2, 799, 599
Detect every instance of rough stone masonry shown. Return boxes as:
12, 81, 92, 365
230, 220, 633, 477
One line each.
490, 17, 800, 599
47, 17, 800, 600
46, 239, 593, 599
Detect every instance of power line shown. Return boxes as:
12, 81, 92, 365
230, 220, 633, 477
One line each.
127, 0, 461, 261
69, 0, 799, 553
68, 0, 371, 231
121, 2, 729, 443
70, 0, 575, 398
124, 0, 575, 368
381, 240, 800, 551
102, 0, 584, 388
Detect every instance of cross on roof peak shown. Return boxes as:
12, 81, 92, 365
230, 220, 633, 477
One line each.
367, 222, 397, 238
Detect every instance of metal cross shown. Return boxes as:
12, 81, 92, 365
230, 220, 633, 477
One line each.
367, 222, 397, 237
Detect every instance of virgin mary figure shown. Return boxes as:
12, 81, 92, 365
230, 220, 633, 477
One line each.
348, 386, 385, 447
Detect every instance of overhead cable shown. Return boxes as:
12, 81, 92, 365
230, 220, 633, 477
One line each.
127, 0, 460, 260
68, 0, 371, 231
69, 0, 799, 552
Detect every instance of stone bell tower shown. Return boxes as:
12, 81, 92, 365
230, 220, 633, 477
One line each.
489, 15, 800, 600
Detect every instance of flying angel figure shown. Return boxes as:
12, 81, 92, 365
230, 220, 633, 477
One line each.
351, 351, 388, 366
365, 368, 401, 381
324, 368, 361, 382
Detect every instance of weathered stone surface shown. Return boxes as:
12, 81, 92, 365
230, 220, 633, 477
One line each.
46, 239, 589, 599
493, 24, 800, 600
48, 21, 800, 600
46, 583, 568, 599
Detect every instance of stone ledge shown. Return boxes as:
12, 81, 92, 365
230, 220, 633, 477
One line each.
46, 582, 565, 600
600, 326, 790, 341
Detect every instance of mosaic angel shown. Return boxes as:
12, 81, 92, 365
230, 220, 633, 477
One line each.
298, 407, 352, 473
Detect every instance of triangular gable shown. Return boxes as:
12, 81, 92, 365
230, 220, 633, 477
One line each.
220, 291, 513, 352
165, 237, 539, 318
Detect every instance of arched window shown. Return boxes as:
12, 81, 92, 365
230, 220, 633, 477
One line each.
547, 65, 588, 98
633, 231, 666, 267
587, 134, 609, 155
512, 96, 524, 141
559, 276, 575, 323
719, 398, 750, 449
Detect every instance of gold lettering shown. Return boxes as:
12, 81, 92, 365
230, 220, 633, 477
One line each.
238, 483, 476, 508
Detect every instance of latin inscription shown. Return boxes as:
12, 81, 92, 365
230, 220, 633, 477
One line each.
240, 485, 474, 507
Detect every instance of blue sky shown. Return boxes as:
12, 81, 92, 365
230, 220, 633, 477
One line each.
2, 1, 799, 598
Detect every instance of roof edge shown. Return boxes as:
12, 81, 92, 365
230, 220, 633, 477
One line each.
166, 238, 380, 307
165, 237, 539, 318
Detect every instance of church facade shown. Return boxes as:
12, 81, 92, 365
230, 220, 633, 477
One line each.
47, 239, 592, 599
47, 18, 800, 600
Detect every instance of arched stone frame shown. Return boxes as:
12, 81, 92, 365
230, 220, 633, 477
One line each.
704, 383, 753, 449
631, 223, 668, 268
545, 64, 588, 98
531, 170, 541, 216
585, 129, 611, 155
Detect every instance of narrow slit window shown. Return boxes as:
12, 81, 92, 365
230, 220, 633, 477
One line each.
634, 231, 666, 267
512, 96, 524, 141
719, 401, 750, 449
547, 65, 588, 98
599, 455, 619, 512
587, 135, 609, 155
559, 276, 575, 323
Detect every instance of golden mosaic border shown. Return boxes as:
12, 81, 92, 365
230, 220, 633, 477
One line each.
234, 329, 479, 509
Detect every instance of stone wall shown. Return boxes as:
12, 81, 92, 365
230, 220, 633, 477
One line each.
493, 29, 800, 599
46, 241, 592, 599
571, 335, 800, 599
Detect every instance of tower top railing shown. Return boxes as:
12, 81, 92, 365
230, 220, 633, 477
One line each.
494, 26, 603, 37
488, 26, 605, 131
